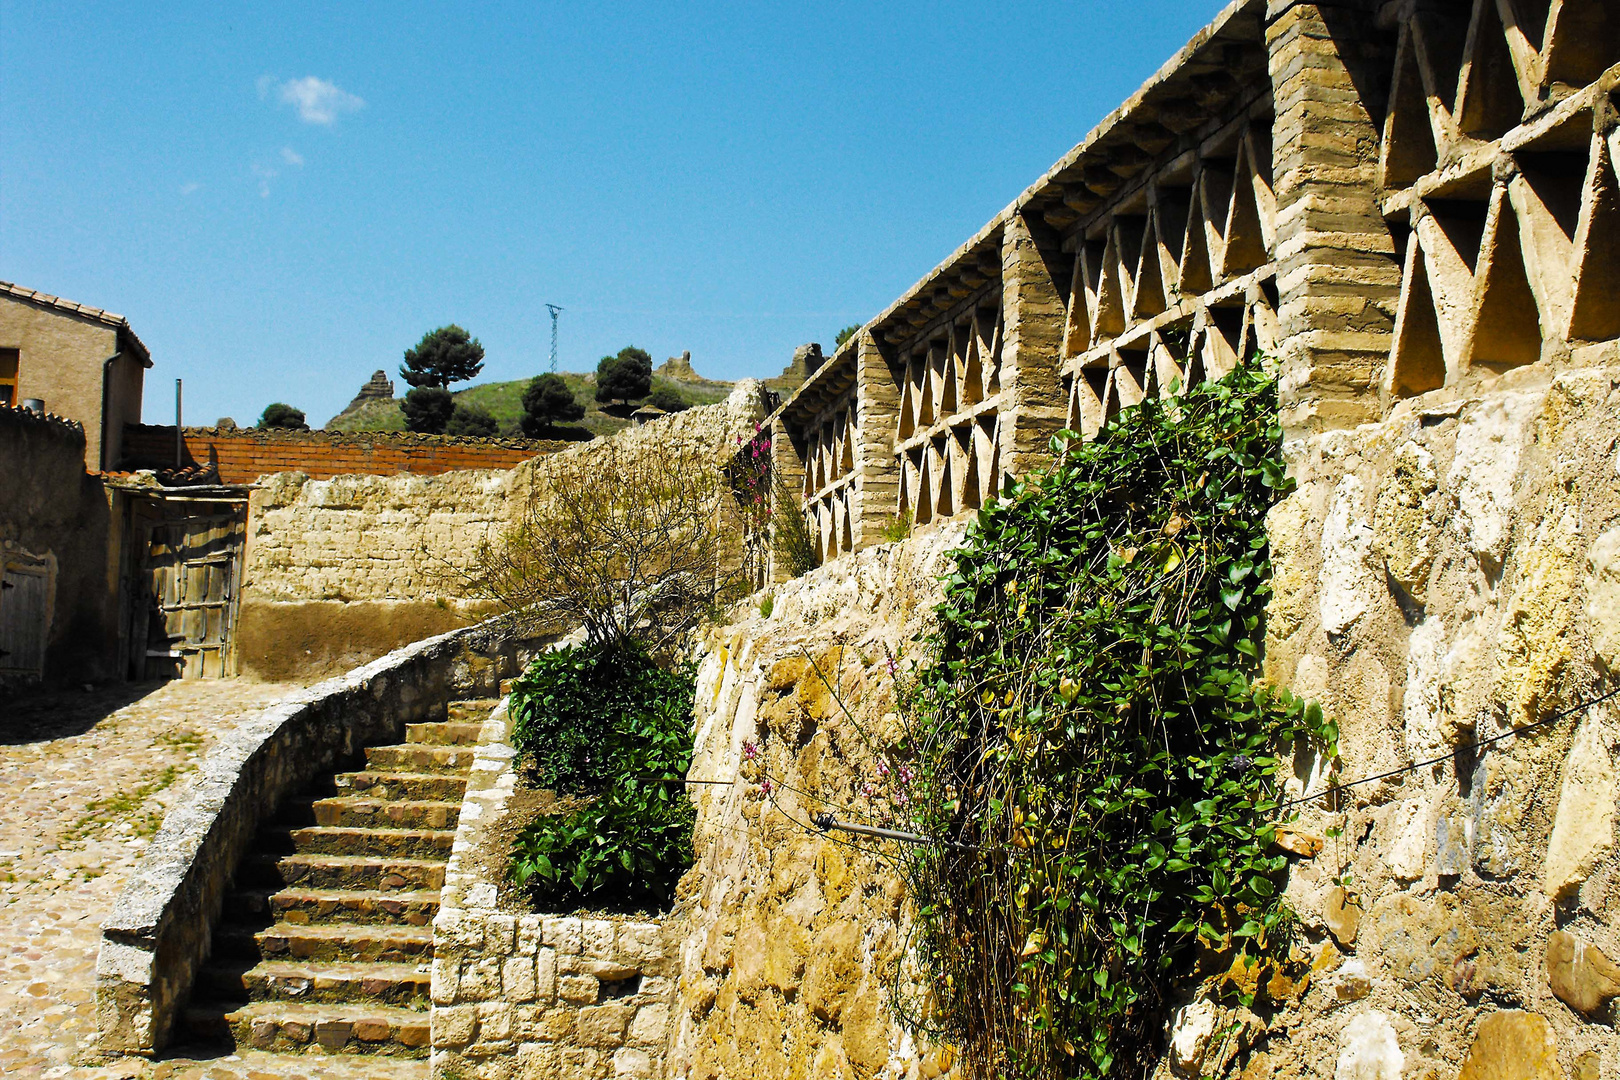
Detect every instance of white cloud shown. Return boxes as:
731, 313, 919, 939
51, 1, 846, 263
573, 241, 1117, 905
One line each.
272, 76, 364, 125
281, 146, 304, 167
253, 163, 278, 198
180, 181, 202, 196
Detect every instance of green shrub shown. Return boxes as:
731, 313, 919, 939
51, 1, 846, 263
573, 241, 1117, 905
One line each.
508, 641, 696, 912
446, 403, 499, 437
258, 403, 307, 430
400, 386, 454, 433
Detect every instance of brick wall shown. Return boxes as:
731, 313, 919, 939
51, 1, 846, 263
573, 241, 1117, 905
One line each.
120, 424, 566, 482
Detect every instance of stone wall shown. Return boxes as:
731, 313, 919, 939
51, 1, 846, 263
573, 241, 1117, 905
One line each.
95, 618, 545, 1055
236, 383, 771, 681
433, 697, 678, 1079
1239, 364, 1620, 1078
0, 405, 122, 684
665, 525, 965, 1080
675, 1, 1620, 1075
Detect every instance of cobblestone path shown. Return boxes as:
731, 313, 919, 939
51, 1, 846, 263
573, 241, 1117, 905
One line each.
0, 679, 427, 1079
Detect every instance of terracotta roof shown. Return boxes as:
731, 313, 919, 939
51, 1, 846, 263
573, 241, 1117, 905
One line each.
0, 280, 153, 367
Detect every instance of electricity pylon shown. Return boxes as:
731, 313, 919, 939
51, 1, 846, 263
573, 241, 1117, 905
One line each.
545, 304, 563, 372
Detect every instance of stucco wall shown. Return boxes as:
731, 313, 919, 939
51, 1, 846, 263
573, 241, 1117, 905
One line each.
0, 296, 129, 471
236, 382, 771, 681
0, 407, 121, 684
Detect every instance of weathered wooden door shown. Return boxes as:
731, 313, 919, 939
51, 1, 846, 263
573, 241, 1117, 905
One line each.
137, 509, 246, 680
0, 560, 49, 680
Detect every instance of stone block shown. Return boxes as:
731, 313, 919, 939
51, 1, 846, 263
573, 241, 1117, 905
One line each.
314, 1018, 353, 1050
1544, 715, 1616, 899
478, 1001, 515, 1043
435, 1004, 480, 1048
484, 913, 518, 954
613, 1047, 655, 1079
1363, 892, 1475, 989
582, 919, 616, 956
504, 956, 538, 1003
1546, 931, 1620, 1015
617, 922, 664, 966
576, 1004, 632, 1048
1334, 1011, 1401, 1080
539, 1007, 576, 1042
518, 915, 544, 954
1456, 1011, 1559, 1080
1324, 886, 1359, 946
517, 1043, 563, 1080
544, 916, 583, 954
437, 908, 484, 957
628, 1002, 670, 1048
460, 957, 502, 1002
560, 973, 600, 1003
537, 948, 558, 1004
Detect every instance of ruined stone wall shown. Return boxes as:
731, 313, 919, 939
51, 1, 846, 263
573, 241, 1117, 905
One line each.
237, 383, 770, 681
666, 526, 965, 1080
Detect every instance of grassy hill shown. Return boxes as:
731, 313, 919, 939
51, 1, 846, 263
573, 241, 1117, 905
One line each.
325, 371, 733, 438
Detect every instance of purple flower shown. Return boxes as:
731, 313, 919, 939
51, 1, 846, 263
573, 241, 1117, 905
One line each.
759, 778, 774, 796
742, 740, 759, 761
886, 655, 899, 679
876, 760, 890, 778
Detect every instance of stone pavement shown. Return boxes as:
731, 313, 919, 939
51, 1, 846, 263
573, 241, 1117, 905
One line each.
0, 678, 427, 1079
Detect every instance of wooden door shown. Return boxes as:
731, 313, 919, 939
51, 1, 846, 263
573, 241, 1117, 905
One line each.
0, 561, 49, 680
138, 508, 246, 680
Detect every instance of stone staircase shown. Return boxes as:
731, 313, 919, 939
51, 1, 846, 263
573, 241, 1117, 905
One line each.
179, 699, 496, 1057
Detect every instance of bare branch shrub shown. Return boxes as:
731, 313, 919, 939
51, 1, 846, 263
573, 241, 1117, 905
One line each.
467, 440, 745, 653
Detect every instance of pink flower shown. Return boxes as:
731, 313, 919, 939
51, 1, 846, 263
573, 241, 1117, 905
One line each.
759, 778, 773, 796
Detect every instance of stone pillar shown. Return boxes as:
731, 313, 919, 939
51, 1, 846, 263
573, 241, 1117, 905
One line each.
852, 331, 903, 547
999, 210, 1070, 480
769, 421, 807, 584
1267, 0, 1401, 435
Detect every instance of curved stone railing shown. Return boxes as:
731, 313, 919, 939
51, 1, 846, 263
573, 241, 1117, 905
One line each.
95, 618, 549, 1054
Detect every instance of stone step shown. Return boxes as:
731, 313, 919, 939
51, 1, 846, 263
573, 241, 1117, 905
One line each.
196, 959, 431, 1007
181, 1000, 430, 1057
225, 886, 439, 927
404, 721, 482, 746
237, 852, 447, 892
215, 920, 434, 964
364, 744, 476, 774
446, 698, 499, 722
330, 770, 468, 802
259, 825, 456, 859
291, 796, 460, 830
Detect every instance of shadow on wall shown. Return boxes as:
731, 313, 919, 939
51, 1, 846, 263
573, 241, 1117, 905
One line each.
234, 599, 500, 682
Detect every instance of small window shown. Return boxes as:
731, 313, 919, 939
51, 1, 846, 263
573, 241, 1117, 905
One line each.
0, 349, 17, 408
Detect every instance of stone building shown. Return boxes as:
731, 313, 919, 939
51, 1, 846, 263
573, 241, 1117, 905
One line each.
0, 280, 152, 472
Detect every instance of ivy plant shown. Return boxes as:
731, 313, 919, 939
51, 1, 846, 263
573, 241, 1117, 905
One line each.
896, 363, 1335, 1078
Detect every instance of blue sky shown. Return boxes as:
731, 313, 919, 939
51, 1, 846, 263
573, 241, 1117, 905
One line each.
1, 1, 1222, 427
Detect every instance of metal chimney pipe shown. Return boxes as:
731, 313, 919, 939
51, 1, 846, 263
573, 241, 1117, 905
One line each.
175, 379, 183, 469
